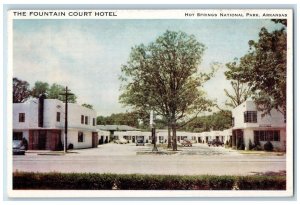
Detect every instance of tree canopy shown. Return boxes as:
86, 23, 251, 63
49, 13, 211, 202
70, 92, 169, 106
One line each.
13, 78, 31, 103
97, 112, 139, 128
224, 59, 252, 109
32, 81, 77, 103
31, 81, 49, 98
13, 79, 78, 103
182, 110, 232, 132
119, 30, 214, 150
225, 20, 287, 116
81, 103, 94, 110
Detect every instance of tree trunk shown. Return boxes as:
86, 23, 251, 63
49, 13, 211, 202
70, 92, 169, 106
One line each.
172, 122, 177, 151
167, 125, 172, 148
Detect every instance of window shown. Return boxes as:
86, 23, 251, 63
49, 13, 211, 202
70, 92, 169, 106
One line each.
56, 112, 60, 122
93, 118, 96, 126
266, 131, 273, 141
85, 116, 88, 125
244, 111, 257, 123
13, 132, 23, 140
274, 131, 280, 141
232, 117, 235, 126
259, 131, 265, 141
253, 130, 280, 142
78, 132, 84, 142
19, 113, 25, 122
81, 115, 84, 124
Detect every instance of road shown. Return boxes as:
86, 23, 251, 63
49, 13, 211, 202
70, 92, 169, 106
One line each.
13, 143, 286, 175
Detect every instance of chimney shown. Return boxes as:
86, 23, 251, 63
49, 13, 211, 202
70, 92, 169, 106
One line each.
38, 93, 46, 127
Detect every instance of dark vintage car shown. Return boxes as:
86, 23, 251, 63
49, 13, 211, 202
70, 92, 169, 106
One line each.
208, 139, 224, 147
13, 140, 26, 155
181, 139, 192, 147
136, 136, 145, 146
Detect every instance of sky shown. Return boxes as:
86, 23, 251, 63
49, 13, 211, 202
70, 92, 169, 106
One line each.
13, 19, 281, 116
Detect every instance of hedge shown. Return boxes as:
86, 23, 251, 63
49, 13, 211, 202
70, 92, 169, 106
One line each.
13, 172, 286, 190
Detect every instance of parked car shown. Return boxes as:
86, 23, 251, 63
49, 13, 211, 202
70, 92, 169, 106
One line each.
13, 140, 25, 155
114, 138, 128, 144
181, 139, 192, 147
208, 139, 224, 147
136, 136, 145, 146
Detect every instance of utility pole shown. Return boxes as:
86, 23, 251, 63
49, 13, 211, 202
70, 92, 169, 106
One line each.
59, 86, 74, 153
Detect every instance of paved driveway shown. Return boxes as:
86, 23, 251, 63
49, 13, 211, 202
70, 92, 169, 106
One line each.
13, 143, 286, 175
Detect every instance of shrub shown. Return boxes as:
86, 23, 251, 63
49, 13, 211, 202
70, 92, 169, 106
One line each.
13, 172, 116, 190
56, 140, 63, 151
13, 172, 286, 190
252, 144, 262, 151
264, 141, 274, 152
238, 143, 245, 150
68, 144, 74, 150
249, 139, 255, 150
237, 176, 286, 190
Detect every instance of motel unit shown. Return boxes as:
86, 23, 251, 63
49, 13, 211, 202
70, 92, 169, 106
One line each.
113, 130, 152, 143
231, 100, 286, 151
13, 96, 98, 150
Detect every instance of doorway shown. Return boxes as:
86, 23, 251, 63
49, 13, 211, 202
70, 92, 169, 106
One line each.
38, 131, 46, 150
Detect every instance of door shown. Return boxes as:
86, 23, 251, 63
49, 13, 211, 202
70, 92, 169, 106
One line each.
92, 132, 98, 148
38, 131, 46, 150
99, 136, 104, 144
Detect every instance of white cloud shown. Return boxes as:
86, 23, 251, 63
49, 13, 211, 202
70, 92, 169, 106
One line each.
13, 22, 127, 115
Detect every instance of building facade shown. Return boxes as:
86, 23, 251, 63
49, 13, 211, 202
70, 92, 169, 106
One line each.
13, 96, 98, 150
231, 100, 286, 151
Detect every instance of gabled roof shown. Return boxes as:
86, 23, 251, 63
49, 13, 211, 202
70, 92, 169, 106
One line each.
97, 125, 139, 131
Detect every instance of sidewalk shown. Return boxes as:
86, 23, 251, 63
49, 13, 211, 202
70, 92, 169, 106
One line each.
25, 150, 76, 155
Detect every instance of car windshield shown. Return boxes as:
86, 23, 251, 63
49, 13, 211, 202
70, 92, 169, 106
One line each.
13, 140, 22, 148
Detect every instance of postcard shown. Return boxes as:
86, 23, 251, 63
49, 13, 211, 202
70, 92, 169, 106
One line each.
7, 8, 293, 198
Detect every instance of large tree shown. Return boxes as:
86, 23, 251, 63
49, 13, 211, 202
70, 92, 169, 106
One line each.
224, 59, 252, 108
120, 30, 213, 150
13, 78, 31, 103
226, 20, 287, 117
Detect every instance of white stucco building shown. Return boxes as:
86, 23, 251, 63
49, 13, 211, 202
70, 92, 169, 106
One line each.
231, 100, 286, 151
13, 96, 98, 150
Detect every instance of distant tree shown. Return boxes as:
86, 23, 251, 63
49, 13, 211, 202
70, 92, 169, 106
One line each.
32, 82, 77, 103
81, 103, 94, 110
183, 110, 232, 132
96, 112, 139, 127
120, 30, 213, 150
31, 81, 49, 98
47, 83, 63, 100
13, 78, 31, 103
48, 83, 77, 103
97, 116, 107, 125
